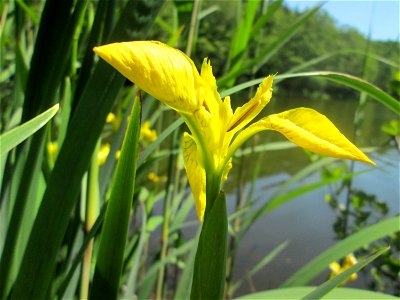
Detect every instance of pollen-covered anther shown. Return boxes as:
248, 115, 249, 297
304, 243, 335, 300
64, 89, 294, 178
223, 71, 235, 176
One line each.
227, 99, 261, 132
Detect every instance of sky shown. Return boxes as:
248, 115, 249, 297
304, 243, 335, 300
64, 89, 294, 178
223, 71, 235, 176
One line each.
285, 0, 400, 41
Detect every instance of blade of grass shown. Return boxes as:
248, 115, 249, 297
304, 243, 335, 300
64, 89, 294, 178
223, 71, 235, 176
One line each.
282, 216, 399, 287
237, 286, 398, 299
80, 141, 100, 299
230, 240, 289, 295
218, 5, 322, 86
137, 239, 196, 299
155, 129, 180, 300
301, 247, 389, 300
174, 228, 201, 300
0, 103, 59, 159
55, 204, 107, 298
245, 169, 370, 233
123, 203, 148, 298
15, 0, 39, 26
222, 72, 399, 115
249, 0, 283, 39
281, 71, 400, 115
90, 93, 141, 299
99, 89, 135, 197
137, 117, 184, 167
224, 0, 260, 86
234, 141, 296, 157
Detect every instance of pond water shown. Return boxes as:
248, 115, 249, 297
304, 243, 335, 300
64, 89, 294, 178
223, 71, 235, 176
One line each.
224, 94, 400, 295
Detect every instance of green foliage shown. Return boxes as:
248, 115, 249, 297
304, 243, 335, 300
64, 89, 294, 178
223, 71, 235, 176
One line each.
0, 103, 59, 159
238, 286, 398, 299
191, 191, 228, 300
90, 94, 141, 299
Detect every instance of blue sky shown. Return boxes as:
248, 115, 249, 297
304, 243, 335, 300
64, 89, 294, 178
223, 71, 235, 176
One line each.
285, 0, 399, 41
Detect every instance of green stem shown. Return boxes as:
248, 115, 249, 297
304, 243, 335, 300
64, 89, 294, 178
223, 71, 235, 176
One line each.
155, 130, 178, 300
80, 141, 99, 299
204, 172, 222, 220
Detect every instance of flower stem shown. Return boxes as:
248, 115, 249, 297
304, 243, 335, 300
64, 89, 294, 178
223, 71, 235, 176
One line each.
80, 140, 99, 299
155, 129, 179, 300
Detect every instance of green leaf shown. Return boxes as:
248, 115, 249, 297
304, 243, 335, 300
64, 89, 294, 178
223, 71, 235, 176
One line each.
231, 241, 289, 294
190, 191, 228, 300
137, 240, 195, 299
137, 117, 184, 167
238, 286, 398, 299
282, 216, 400, 287
242, 161, 367, 234
174, 228, 201, 300
123, 204, 148, 298
234, 141, 296, 157
90, 94, 141, 299
281, 71, 400, 115
223, 71, 399, 115
0, 104, 59, 160
301, 247, 389, 300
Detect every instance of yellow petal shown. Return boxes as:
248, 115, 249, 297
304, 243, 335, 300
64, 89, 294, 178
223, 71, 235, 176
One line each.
343, 254, 358, 268
329, 262, 341, 274
200, 58, 221, 115
94, 41, 202, 113
228, 107, 375, 165
98, 143, 110, 166
261, 108, 375, 165
183, 132, 206, 221
227, 75, 274, 133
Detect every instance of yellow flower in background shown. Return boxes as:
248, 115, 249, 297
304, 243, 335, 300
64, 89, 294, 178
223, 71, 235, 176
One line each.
140, 121, 157, 143
148, 172, 160, 183
147, 172, 167, 183
115, 150, 121, 160
94, 41, 374, 221
106, 112, 121, 131
106, 112, 116, 123
47, 142, 58, 162
98, 143, 110, 166
329, 254, 358, 283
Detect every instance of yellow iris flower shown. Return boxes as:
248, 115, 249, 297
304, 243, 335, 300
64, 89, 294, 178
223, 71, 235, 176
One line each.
140, 121, 157, 143
329, 254, 358, 283
94, 41, 374, 221
97, 143, 110, 166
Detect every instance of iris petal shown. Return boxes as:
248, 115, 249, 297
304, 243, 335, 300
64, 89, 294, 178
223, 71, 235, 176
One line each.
183, 133, 206, 221
227, 75, 274, 133
229, 108, 375, 165
94, 41, 202, 113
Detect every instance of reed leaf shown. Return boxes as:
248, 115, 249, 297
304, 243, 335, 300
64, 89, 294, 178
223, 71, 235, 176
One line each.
238, 287, 397, 299
0, 103, 59, 159
190, 191, 228, 300
301, 247, 389, 300
90, 93, 141, 299
282, 215, 400, 287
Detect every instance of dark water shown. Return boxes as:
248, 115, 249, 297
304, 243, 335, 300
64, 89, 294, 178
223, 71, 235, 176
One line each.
224, 95, 400, 295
